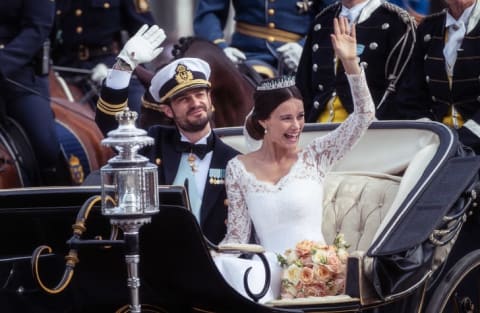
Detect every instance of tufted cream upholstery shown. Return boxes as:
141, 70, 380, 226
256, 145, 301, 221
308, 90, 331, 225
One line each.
322, 172, 401, 252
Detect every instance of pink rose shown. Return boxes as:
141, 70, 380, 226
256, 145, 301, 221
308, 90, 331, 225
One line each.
300, 267, 314, 284
304, 284, 325, 297
313, 264, 333, 281
296, 240, 315, 257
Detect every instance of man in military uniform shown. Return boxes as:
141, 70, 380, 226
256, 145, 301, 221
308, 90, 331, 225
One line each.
0, 0, 70, 186
193, 0, 325, 76
51, 0, 154, 112
296, 0, 416, 122
393, 0, 480, 154
94, 25, 240, 245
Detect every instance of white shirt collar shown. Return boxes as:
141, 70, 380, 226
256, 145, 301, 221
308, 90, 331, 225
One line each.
180, 131, 211, 144
341, 0, 370, 23
445, 2, 475, 28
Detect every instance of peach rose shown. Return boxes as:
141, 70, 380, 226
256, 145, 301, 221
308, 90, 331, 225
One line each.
326, 255, 341, 273
304, 284, 327, 297
296, 240, 315, 257
313, 263, 333, 281
300, 267, 314, 284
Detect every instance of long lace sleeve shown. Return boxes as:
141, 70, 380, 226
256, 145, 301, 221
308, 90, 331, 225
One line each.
307, 69, 375, 171
219, 157, 252, 246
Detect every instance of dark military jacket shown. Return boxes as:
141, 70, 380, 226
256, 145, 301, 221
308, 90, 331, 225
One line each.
52, 0, 154, 66
0, 0, 54, 80
193, 0, 320, 66
394, 7, 480, 153
95, 85, 240, 244
296, 0, 415, 122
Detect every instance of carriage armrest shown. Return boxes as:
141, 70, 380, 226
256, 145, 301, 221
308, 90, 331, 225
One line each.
345, 251, 378, 305
217, 243, 266, 254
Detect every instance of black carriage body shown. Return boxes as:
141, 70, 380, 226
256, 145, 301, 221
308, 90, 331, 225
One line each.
0, 121, 479, 313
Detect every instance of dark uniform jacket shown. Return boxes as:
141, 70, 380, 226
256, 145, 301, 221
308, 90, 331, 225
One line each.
393, 7, 480, 153
296, 0, 415, 122
95, 85, 240, 244
0, 0, 54, 82
52, 0, 154, 67
193, 0, 321, 67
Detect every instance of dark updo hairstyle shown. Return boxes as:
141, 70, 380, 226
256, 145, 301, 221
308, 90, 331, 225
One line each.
245, 76, 303, 140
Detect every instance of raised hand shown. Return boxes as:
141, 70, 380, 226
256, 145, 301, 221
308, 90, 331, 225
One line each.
117, 24, 166, 70
330, 17, 360, 74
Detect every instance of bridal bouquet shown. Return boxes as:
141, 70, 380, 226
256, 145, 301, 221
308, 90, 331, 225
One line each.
277, 234, 349, 299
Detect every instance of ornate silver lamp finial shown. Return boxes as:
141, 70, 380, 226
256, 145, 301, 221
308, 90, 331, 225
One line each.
100, 108, 159, 313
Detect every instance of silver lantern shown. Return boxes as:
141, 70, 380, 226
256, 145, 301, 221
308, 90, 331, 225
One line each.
100, 108, 159, 313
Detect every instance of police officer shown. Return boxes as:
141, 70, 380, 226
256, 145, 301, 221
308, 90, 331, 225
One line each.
193, 0, 324, 76
394, 0, 480, 154
296, 0, 416, 122
0, 0, 70, 186
51, 0, 154, 113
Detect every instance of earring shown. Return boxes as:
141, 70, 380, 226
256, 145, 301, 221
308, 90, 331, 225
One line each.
264, 128, 268, 134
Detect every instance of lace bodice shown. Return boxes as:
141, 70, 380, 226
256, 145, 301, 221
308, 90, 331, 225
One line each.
221, 71, 375, 254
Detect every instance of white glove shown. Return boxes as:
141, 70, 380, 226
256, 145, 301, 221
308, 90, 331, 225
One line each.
90, 63, 108, 83
223, 47, 247, 64
276, 42, 303, 71
117, 24, 166, 69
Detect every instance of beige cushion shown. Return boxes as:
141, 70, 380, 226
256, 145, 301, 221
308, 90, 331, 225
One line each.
322, 172, 401, 252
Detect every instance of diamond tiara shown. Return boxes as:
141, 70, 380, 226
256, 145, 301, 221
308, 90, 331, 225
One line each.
256, 76, 296, 91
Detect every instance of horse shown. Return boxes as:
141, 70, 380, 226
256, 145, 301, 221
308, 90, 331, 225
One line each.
0, 71, 113, 189
139, 37, 256, 129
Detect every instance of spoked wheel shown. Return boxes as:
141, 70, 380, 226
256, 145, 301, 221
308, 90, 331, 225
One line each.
426, 250, 480, 313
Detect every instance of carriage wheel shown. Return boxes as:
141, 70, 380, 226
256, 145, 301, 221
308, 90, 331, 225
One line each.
425, 249, 480, 313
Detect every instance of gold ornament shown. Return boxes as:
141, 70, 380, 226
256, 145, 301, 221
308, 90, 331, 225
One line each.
188, 153, 197, 172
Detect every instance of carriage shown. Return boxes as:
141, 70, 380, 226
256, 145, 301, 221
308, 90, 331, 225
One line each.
0, 118, 479, 313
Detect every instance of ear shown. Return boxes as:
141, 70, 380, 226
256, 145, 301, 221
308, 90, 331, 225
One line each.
206, 91, 215, 112
163, 105, 174, 119
258, 119, 267, 130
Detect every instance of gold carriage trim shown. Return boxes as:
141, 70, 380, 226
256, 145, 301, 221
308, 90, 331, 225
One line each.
236, 22, 303, 43
160, 79, 211, 103
97, 98, 128, 116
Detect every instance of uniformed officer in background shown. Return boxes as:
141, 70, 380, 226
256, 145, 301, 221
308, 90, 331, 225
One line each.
392, 0, 480, 154
50, 0, 155, 113
193, 0, 326, 77
296, 0, 416, 122
0, 0, 71, 186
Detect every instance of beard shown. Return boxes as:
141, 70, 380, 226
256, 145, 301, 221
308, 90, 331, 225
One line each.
175, 106, 213, 132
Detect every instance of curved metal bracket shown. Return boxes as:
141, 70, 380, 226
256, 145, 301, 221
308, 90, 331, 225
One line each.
243, 252, 271, 302
30, 195, 116, 294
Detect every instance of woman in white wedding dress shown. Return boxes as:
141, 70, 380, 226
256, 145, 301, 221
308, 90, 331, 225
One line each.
213, 17, 375, 303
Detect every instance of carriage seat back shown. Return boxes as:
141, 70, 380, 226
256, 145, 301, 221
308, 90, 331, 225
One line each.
322, 172, 400, 252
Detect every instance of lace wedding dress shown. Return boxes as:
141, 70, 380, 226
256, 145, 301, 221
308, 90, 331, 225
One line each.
214, 71, 375, 303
